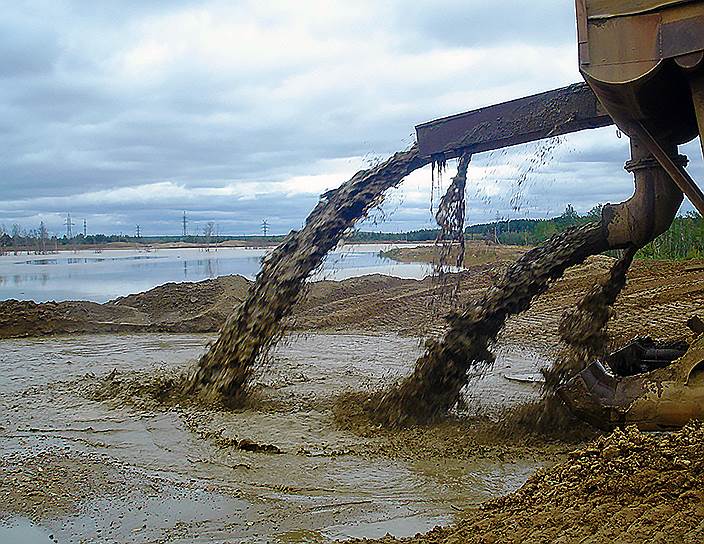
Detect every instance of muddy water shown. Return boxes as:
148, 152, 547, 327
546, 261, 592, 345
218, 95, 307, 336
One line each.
0, 333, 553, 543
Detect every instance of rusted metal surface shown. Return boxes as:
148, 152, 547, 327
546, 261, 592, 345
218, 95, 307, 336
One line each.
661, 14, 704, 58
559, 335, 704, 431
601, 136, 685, 248
415, 83, 612, 160
586, 0, 695, 19
629, 122, 704, 216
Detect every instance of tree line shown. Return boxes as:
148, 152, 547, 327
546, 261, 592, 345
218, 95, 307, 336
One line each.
3, 206, 703, 259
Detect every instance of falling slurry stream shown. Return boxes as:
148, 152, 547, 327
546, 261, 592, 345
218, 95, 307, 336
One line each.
187, 146, 429, 405
434, 153, 471, 287
544, 246, 637, 391
186, 139, 617, 426
373, 223, 611, 426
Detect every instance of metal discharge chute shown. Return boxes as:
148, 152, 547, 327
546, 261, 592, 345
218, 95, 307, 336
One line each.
416, 0, 704, 252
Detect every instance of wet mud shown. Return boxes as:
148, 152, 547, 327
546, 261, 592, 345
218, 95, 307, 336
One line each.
3, 254, 704, 542
0, 332, 558, 543
508, 247, 639, 434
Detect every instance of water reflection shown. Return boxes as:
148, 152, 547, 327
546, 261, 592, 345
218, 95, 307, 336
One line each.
21, 255, 164, 266
0, 246, 440, 303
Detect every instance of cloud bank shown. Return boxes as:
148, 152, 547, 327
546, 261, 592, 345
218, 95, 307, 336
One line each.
1, 0, 701, 236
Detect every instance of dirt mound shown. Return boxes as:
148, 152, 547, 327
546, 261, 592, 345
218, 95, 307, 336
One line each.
358, 422, 704, 543
0, 299, 147, 338
2, 258, 703, 349
0, 275, 252, 339
112, 274, 251, 331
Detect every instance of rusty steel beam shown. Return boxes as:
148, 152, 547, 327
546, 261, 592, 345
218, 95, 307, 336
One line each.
415, 82, 613, 160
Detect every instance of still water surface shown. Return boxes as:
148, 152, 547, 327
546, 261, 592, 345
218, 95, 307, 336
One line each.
0, 244, 436, 303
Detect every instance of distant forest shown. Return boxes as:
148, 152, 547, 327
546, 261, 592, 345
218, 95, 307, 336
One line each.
355, 204, 704, 260
2, 204, 703, 260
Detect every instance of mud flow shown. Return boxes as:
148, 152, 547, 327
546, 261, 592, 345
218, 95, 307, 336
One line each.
186, 144, 616, 428
0, 333, 558, 542
187, 147, 430, 405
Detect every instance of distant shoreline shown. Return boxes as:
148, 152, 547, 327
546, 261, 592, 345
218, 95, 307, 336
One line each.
0, 239, 428, 255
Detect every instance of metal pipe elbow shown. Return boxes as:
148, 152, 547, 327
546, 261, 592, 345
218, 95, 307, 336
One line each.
600, 138, 685, 249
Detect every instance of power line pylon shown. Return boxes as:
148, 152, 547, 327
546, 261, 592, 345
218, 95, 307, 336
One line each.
64, 213, 75, 239
261, 219, 269, 237
182, 211, 188, 237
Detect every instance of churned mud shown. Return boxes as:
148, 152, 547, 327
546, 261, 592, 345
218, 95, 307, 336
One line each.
0, 332, 560, 542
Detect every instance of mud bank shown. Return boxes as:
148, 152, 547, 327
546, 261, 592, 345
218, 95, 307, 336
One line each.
358, 423, 704, 543
381, 241, 527, 268
2, 258, 703, 349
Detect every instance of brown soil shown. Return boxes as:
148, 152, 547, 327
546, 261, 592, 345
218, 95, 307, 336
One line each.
0, 275, 252, 339
2, 258, 703, 351
355, 422, 704, 544
382, 241, 528, 268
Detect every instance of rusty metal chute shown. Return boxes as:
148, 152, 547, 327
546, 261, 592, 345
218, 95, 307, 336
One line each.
415, 83, 613, 161
415, 0, 704, 237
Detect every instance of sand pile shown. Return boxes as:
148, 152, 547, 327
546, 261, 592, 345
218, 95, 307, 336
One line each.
359, 422, 704, 543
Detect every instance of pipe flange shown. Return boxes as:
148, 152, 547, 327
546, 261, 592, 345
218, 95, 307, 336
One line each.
625, 154, 688, 172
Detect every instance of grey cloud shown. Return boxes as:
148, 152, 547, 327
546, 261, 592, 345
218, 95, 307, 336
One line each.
393, 0, 576, 49
1, 1, 700, 236
0, 19, 60, 78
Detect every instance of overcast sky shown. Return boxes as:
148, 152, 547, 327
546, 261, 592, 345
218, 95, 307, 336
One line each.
1, 0, 702, 237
